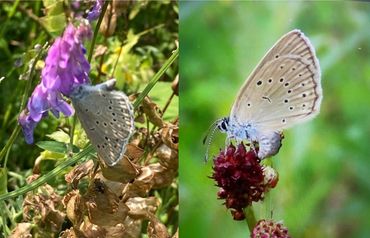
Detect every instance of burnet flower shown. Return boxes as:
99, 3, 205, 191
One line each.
211, 143, 279, 220
19, 22, 92, 144
251, 219, 291, 238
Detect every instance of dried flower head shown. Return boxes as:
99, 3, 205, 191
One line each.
211, 143, 275, 220
251, 219, 291, 238
22, 180, 65, 234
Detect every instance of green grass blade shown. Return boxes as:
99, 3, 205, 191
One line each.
0, 145, 94, 201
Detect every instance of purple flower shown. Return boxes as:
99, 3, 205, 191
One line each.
19, 23, 92, 144
19, 110, 44, 144
27, 84, 49, 122
42, 23, 91, 96
87, 0, 104, 21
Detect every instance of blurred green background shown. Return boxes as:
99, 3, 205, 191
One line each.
180, 1, 370, 237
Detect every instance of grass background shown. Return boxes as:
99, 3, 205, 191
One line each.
180, 1, 370, 237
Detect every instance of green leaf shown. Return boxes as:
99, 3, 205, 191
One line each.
47, 130, 70, 143
42, 0, 64, 16
40, 0, 66, 36
36, 141, 67, 154
0, 168, 7, 195
36, 141, 79, 154
39, 14, 66, 37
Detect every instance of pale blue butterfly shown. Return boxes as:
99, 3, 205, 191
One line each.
205, 29, 322, 160
70, 79, 135, 166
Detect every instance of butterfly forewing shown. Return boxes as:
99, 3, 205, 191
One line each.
71, 85, 134, 166
230, 29, 322, 132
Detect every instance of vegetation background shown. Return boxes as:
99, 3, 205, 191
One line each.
180, 1, 370, 237
0, 0, 178, 237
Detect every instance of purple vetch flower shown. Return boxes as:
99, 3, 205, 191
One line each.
87, 0, 104, 21
19, 108, 46, 144
19, 23, 92, 144
27, 84, 49, 122
42, 23, 91, 96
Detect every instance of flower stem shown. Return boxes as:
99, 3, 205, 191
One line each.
68, 115, 77, 157
245, 206, 257, 232
88, 0, 109, 63
162, 91, 175, 116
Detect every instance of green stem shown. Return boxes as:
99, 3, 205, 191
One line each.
245, 206, 257, 232
0, 145, 94, 202
87, 0, 109, 63
68, 116, 77, 157
161, 91, 175, 116
0, 46, 44, 164
0, 127, 20, 166
0, 201, 12, 235
133, 47, 179, 109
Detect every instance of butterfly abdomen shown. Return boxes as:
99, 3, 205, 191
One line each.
257, 131, 282, 159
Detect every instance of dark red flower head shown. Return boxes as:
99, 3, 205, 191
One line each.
211, 143, 278, 220
251, 219, 291, 238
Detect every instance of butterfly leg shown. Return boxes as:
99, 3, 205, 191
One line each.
224, 136, 232, 154
249, 141, 257, 155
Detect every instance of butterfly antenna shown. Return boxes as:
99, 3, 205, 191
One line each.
203, 119, 222, 162
203, 119, 221, 145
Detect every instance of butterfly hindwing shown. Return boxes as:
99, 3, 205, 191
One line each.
71, 83, 134, 166
230, 29, 322, 132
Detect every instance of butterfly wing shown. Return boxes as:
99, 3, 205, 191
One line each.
71, 84, 134, 166
230, 29, 322, 132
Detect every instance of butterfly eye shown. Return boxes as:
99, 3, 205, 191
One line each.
218, 120, 228, 131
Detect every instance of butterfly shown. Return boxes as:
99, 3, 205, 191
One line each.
70, 79, 135, 166
205, 29, 322, 160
